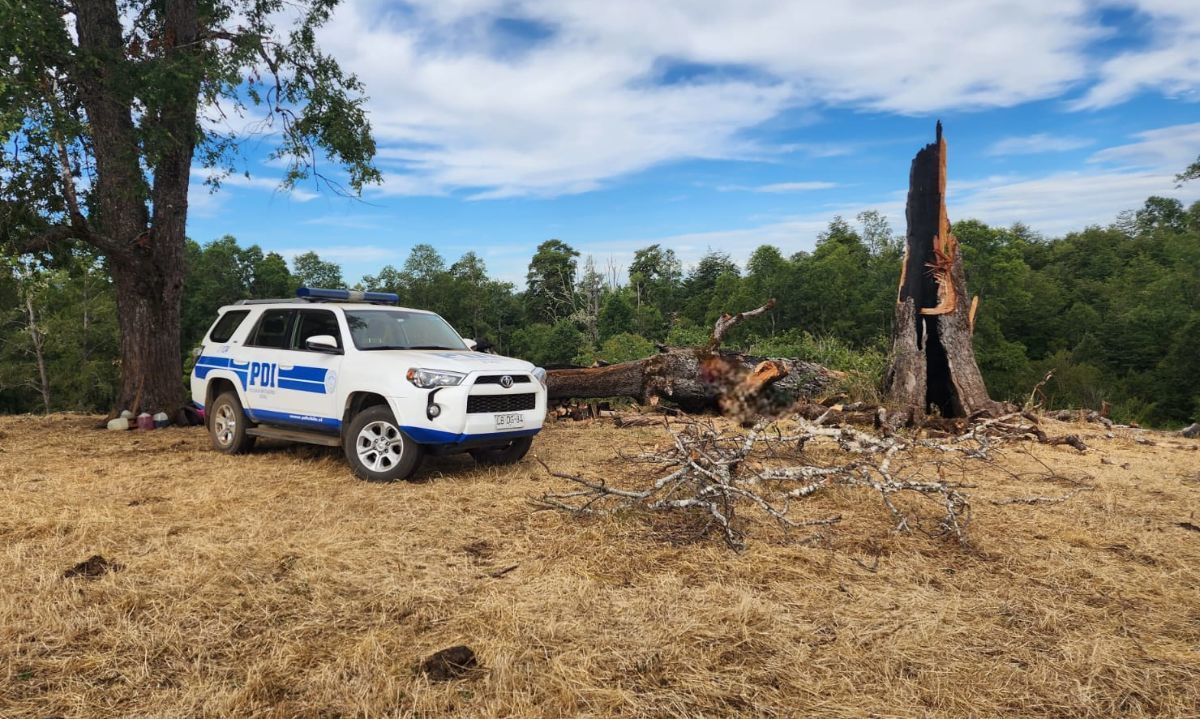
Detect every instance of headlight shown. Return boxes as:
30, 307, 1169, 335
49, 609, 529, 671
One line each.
531, 366, 547, 387
406, 368, 466, 388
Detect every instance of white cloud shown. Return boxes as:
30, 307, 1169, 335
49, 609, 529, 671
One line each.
951, 169, 1194, 234
986, 133, 1094, 156
1072, 0, 1200, 109
1087, 122, 1200, 169
313, 0, 1126, 200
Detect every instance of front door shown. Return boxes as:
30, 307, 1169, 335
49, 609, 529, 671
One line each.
270, 308, 345, 431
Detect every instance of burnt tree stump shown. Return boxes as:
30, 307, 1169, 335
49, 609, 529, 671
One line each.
885, 122, 1004, 423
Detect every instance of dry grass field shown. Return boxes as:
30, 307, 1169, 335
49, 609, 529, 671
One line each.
2, 413, 1199, 718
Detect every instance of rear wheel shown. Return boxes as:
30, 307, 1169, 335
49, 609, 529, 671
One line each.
344, 405, 423, 482
469, 436, 533, 466
209, 391, 255, 454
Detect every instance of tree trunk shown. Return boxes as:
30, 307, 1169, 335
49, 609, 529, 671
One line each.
23, 291, 51, 414
111, 255, 185, 415
547, 349, 841, 413
71, 0, 198, 417
884, 123, 1004, 422
546, 301, 844, 413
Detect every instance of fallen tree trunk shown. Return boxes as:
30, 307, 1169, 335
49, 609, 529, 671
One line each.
546, 301, 844, 413
885, 122, 1005, 423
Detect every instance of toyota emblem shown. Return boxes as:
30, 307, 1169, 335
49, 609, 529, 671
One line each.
500, 375, 514, 388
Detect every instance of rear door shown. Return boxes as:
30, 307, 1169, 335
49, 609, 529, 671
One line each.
240, 308, 297, 420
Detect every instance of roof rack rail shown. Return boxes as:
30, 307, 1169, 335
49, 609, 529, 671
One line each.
231, 289, 401, 306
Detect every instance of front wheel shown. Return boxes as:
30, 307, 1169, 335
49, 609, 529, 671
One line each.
344, 405, 424, 482
469, 436, 533, 466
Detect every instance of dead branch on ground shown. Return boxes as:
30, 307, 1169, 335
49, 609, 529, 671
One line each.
535, 415, 975, 550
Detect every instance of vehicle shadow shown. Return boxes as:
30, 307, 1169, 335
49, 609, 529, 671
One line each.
249, 439, 478, 482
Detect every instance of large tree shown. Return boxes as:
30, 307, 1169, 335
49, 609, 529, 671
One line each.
0, 0, 377, 417
525, 239, 579, 324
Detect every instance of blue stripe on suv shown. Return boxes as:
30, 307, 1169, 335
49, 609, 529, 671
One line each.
400, 426, 540, 444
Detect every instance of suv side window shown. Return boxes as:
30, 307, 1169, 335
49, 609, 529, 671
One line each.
292, 309, 343, 350
247, 309, 296, 349
208, 310, 250, 343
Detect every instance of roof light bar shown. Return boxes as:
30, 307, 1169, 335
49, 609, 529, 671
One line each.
296, 287, 399, 304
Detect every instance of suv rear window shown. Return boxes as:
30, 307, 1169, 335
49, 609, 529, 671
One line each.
248, 309, 296, 349
209, 310, 249, 343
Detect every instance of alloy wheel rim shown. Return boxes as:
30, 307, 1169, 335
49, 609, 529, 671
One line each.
356, 420, 404, 473
214, 404, 236, 446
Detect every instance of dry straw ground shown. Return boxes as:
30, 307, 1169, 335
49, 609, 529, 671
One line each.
2, 413, 1199, 718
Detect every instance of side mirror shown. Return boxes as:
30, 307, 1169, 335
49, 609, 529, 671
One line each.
462, 337, 478, 350
305, 335, 342, 354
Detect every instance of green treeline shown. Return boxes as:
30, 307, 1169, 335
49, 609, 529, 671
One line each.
2, 196, 1197, 426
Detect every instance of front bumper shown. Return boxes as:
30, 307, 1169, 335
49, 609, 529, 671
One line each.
390, 372, 547, 445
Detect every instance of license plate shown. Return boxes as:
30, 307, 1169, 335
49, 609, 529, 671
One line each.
495, 412, 524, 429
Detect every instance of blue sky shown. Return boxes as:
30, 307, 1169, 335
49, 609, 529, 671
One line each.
187, 0, 1200, 286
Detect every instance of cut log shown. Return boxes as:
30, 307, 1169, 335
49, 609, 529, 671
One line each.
885, 122, 1005, 423
546, 300, 844, 413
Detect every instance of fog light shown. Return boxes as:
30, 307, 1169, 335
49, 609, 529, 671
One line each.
428, 403, 442, 418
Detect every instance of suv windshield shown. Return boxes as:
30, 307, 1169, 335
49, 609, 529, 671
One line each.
344, 309, 468, 351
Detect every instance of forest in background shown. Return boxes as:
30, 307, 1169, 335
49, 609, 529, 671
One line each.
1, 194, 1197, 427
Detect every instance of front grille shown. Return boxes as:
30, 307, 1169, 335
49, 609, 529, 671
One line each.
467, 393, 536, 414
475, 374, 531, 385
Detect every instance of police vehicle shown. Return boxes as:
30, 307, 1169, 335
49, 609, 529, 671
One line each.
190, 288, 548, 481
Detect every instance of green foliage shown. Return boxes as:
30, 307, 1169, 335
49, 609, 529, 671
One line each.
0, 251, 118, 413
629, 244, 682, 311
525, 239, 579, 324
597, 293, 634, 342
510, 320, 586, 367
1177, 155, 1200, 186
597, 333, 657, 364
291, 251, 345, 290
665, 322, 710, 348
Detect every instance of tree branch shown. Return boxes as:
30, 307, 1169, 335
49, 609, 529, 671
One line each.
708, 298, 776, 351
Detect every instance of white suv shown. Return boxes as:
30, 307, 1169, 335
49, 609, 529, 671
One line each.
190, 288, 547, 481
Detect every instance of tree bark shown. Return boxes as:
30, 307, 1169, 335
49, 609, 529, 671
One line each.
885, 123, 1004, 422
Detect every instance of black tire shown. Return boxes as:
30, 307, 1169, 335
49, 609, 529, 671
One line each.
208, 391, 255, 454
469, 436, 533, 466
343, 405, 423, 482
